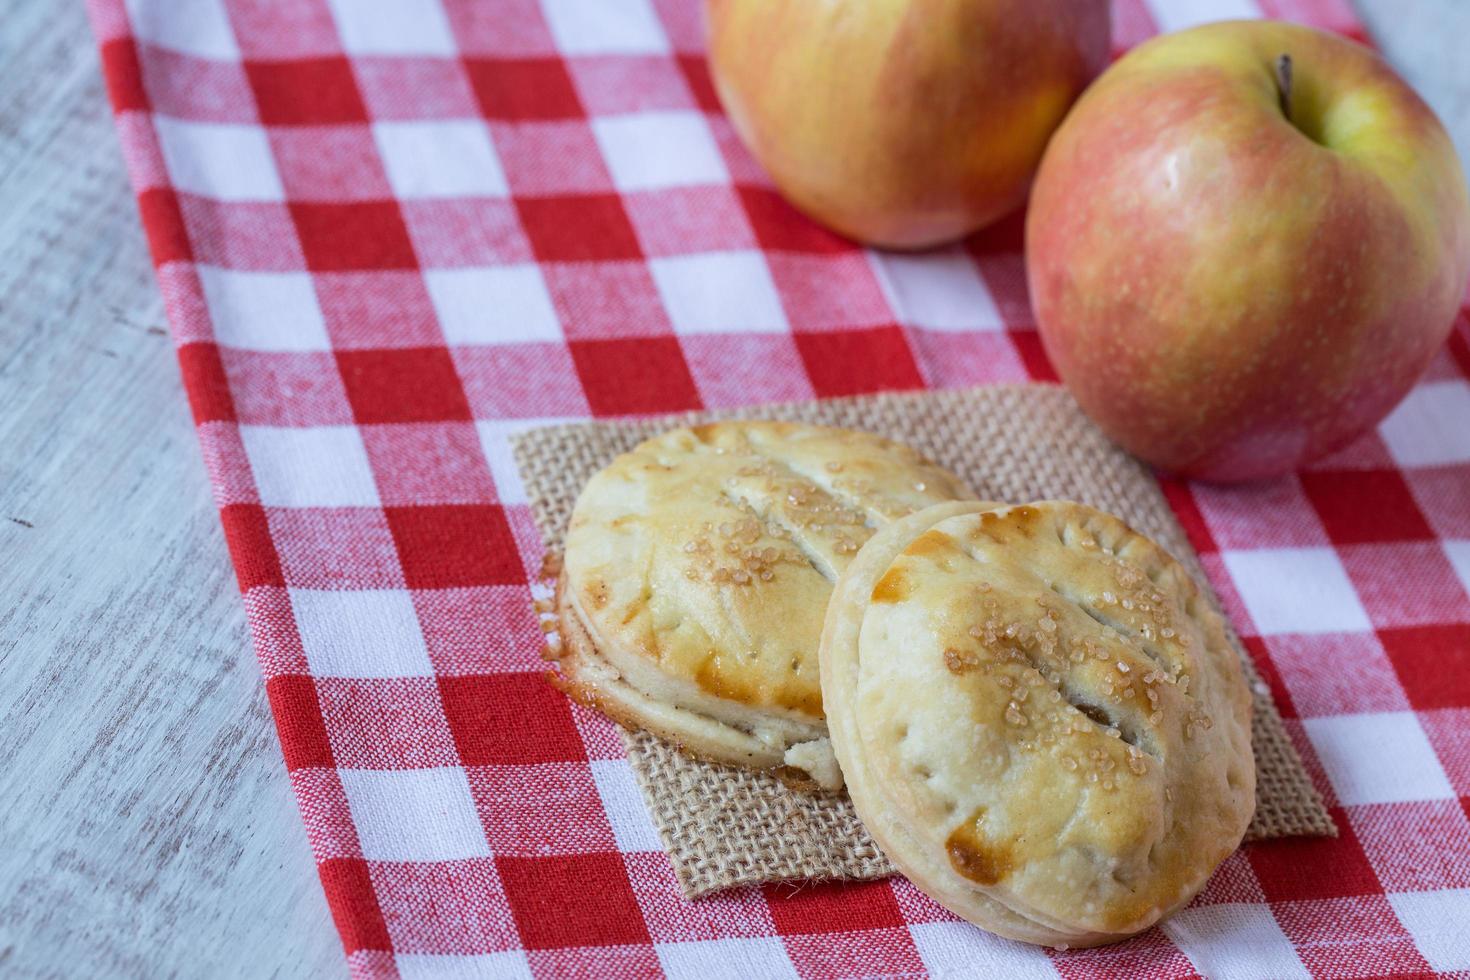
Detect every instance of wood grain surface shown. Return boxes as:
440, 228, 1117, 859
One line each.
0, 2, 1465, 978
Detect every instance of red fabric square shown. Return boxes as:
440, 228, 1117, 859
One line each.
229, 0, 342, 58
567, 55, 697, 115
266, 674, 335, 770
414, 586, 545, 676
677, 54, 722, 114
1381, 625, 1470, 710
401, 199, 534, 267
353, 58, 479, 120
1189, 476, 1330, 550
623, 186, 757, 257
268, 508, 407, 591
336, 347, 472, 424
384, 504, 523, 588
1260, 634, 1410, 719
220, 503, 285, 591
1051, 930, 1200, 980
1248, 807, 1380, 901
290, 201, 418, 272
315, 270, 443, 349
1010, 329, 1061, 383
1240, 635, 1298, 719
221, 350, 356, 426
517, 195, 643, 263
315, 677, 461, 769
569, 337, 702, 416
466, 763, 616, 856
369, 858, 519, 955
1341, 541, 1470, 628
1353, 799, 1470, 891
318, 858, 392, 953
541, 261, 671, 341
360, 423, 498, 506
177, 196, 304, 271
245, 57, 368, 125
289, 768, 362, 861
763, 879, 903, 935
137, 188, 194, 267
100, 38, 149, 112
904, 330, 1029, 390
623, 851, 780, 943
269, 126, 392, 201
681, 333, 815, 409
782, 928, 925, 979
1421, 708, 1470, 797
138, 45, 255, 123
1300, 470, 1436, 545
177, 342, 236, 423
488, 120, 614, 196
464, 58, 584, 121
497, 853, 650, 949
453, 343, 592, 418
438, 672, 586, 766
1406, 465, 1470, 539
443, 0, 558, 57
738, 187, 857, 255
243, 586, 311, 678
1273, 894, 1433, 980
765, 252, 892, 330
1158, 477, 1219, 556
793, 327, 925, 398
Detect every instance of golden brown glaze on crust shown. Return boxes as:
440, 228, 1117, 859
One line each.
821, 500, 1254, 946
554, 421, 980, 787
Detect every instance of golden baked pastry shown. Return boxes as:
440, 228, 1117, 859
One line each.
820, 500, 1254, 946
554, 422, 979, 789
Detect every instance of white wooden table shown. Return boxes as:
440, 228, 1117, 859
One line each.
1, 3, 1465, 977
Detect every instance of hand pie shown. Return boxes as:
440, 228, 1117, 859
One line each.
554, 422, 979, 789
820, 500, 1254, 945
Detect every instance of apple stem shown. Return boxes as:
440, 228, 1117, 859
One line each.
1276, 53, 1293, 122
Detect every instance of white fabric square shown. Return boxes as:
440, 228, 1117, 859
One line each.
1304, 712, 1454, 805
650, 251, 788, 335
427, 266, 561, 345
198, 266, 330, 352
154, 117, 284, 202
872, 248, 1005, 332
474, 418, 576, 506
908, 921, 1057, 979
374, 121, 508, 199
1222, 547, 1371, 635
1144, 0, 1260, 33
541, 0, 669, 54
240, 425, 380, 508
396, 952, 533, 980
338, 767, 490, 862
125, 0, 239, 58
590, 759, 662, 852
290, 589, 434, 679
656, 938, 798, 980
1379, 382, 1470, 467
1162, 903, 1308, 980
1389, 889, 1470, 971
592, 112, 728, 191
328, 0, 457, 55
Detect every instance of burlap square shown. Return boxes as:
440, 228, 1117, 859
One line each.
513, 384, 1335, 899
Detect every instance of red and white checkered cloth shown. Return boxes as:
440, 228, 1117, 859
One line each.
87, 0, 1470, 976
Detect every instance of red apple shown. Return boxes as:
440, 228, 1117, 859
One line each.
704, 0, 1110, 249
1027, 20, 1470, 481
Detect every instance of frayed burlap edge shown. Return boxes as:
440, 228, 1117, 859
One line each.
513, 384, 1335, 899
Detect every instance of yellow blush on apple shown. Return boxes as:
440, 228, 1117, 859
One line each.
1026, 20, 1470, 481
705, 0, 1111, 249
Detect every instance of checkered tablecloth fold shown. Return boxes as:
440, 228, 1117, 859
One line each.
88, 0, 1470, 977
